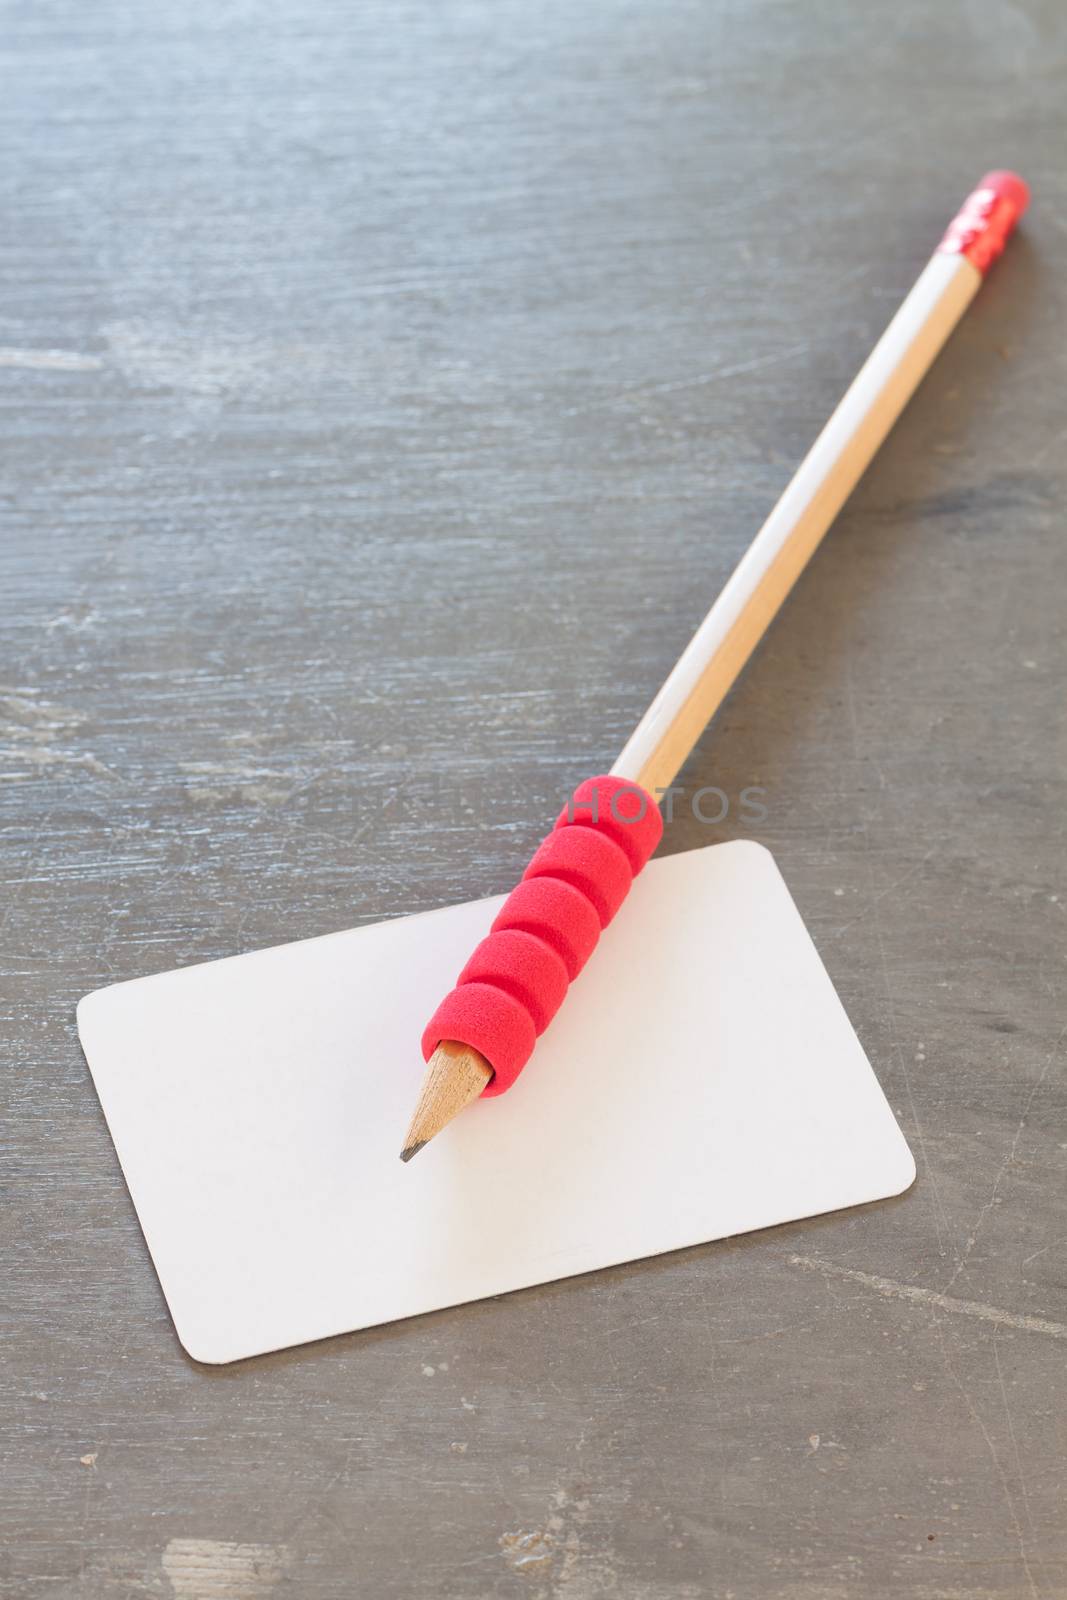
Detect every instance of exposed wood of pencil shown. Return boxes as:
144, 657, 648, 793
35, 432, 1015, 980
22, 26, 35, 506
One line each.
400, 1039, 492, 1161
612, 250, 982, 794
405, 249, 982, 1159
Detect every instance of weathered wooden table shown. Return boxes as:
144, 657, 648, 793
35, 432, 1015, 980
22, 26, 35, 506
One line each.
4, 1, 1065, 1594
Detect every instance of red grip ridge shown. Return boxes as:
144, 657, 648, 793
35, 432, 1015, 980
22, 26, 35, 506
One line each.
490, 876, 601, 980
523, 825, 632, 926
457, 929, 570, 1035
421, 775, 663, 1095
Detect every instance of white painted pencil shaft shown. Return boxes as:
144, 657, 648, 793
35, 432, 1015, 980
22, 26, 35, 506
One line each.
612, 250, 982, 795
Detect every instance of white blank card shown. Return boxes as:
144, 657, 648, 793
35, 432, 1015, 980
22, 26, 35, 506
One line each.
78, 840, 914, 1364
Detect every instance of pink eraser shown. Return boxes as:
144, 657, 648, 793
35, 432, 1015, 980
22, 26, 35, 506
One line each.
938, 171, 1030, 275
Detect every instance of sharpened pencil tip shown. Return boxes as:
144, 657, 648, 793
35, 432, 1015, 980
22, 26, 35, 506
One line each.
399, 1042, 493, 1165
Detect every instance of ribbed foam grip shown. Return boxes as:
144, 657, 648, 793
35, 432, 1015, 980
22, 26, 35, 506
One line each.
490, 876, 601, 980
457, 929, 569, 1034
554, 774, 663, 872
523, 826, 632, 926
421, 775, 663, 1095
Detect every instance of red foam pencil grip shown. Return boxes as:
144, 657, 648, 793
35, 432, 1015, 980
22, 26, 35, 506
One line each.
421, 775, 663, 1095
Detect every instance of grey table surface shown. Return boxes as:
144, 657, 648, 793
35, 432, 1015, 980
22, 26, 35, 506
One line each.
3, 0, 1065, 1596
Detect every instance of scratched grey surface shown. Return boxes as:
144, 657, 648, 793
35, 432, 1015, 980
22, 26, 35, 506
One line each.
2, 0, 1065, 1595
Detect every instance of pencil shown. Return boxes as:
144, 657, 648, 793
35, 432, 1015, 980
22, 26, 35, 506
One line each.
401, 170, 1029, 1162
